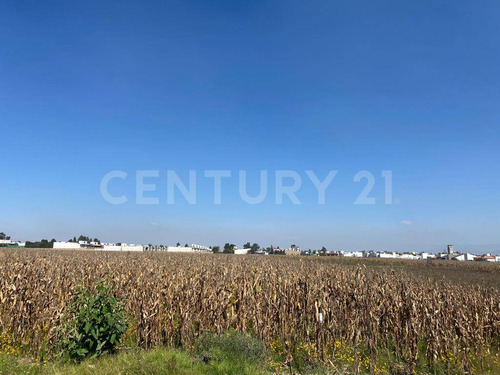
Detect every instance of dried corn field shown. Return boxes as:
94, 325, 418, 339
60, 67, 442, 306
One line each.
1, 249, 499, 373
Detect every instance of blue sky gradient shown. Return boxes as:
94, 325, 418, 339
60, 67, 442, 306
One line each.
1, 0, 499, 253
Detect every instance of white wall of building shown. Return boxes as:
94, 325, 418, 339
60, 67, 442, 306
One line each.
102, 245, 122, 251
378, 252, 397, 259
53, 242, 144, 252
53, 241, 81, 249
454, 253, 476, 261
165, 246, 212, 253
166, 246, 193, 253
0, 240, 25, 247
191, 244, 211, 251
120, 244, 144, 252
399, 254, 419, 260
344, 251, 363, 257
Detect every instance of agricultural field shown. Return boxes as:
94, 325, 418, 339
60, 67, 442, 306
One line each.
0, 249, 499, 374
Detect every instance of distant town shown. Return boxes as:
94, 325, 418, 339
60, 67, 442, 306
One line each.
1, 232, 498, 262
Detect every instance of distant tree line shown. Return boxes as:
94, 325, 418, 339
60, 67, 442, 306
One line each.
25, 239, 56, 248
0, 232, 11, 240
68, 235, 100, 244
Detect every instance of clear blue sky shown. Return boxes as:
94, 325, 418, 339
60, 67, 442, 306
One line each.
1, 0, 499, 253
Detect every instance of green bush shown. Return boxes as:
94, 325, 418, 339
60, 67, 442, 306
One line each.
194, 331, 266, 365
58, 280, 129, 361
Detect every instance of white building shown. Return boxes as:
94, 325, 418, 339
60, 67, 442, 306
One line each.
191, 244, 211, 251
378, 252, 397, 259
453, 253, 476, 261
54, 241, 144, 252
102, 244, 122, 251
418, 252, 436, 260
0, 239, 25, 247
119, 243, 144, 252
475, 254, 498, 262
399, 253, 419, 260
344, 251, 363, 257
234, 248, 248, 255
165, 245, 211, 253
142, 244, 213, 253
100, 243, 144, 252
53, 241, 82, 249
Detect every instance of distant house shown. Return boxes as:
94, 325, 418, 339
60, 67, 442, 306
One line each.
119, 244, 145, 252
53, 241, 82, 249
234, 248, 249, 255
399, 253, 419, 260
102, 243, 122, 251
452, 253, 476, 261
143, 244, 211, 253
0, 233, 16, 247
0, 240, 25, 248
419, 252, 432, 260
191, 244, 211, 251
53, 241, 143, 251
378, 252, 397, 259
475, 254, 497, 262
344, 251, 363, 258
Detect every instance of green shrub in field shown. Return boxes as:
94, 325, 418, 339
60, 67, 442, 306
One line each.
58, 280, 129, 361
194, 330, 266, 365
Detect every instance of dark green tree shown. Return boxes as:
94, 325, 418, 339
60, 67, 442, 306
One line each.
223, 243, 235, 254
249, 243, 260, 254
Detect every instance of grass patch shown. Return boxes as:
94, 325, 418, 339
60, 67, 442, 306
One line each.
194, 331, 266, 365
0, 347, 269, 375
